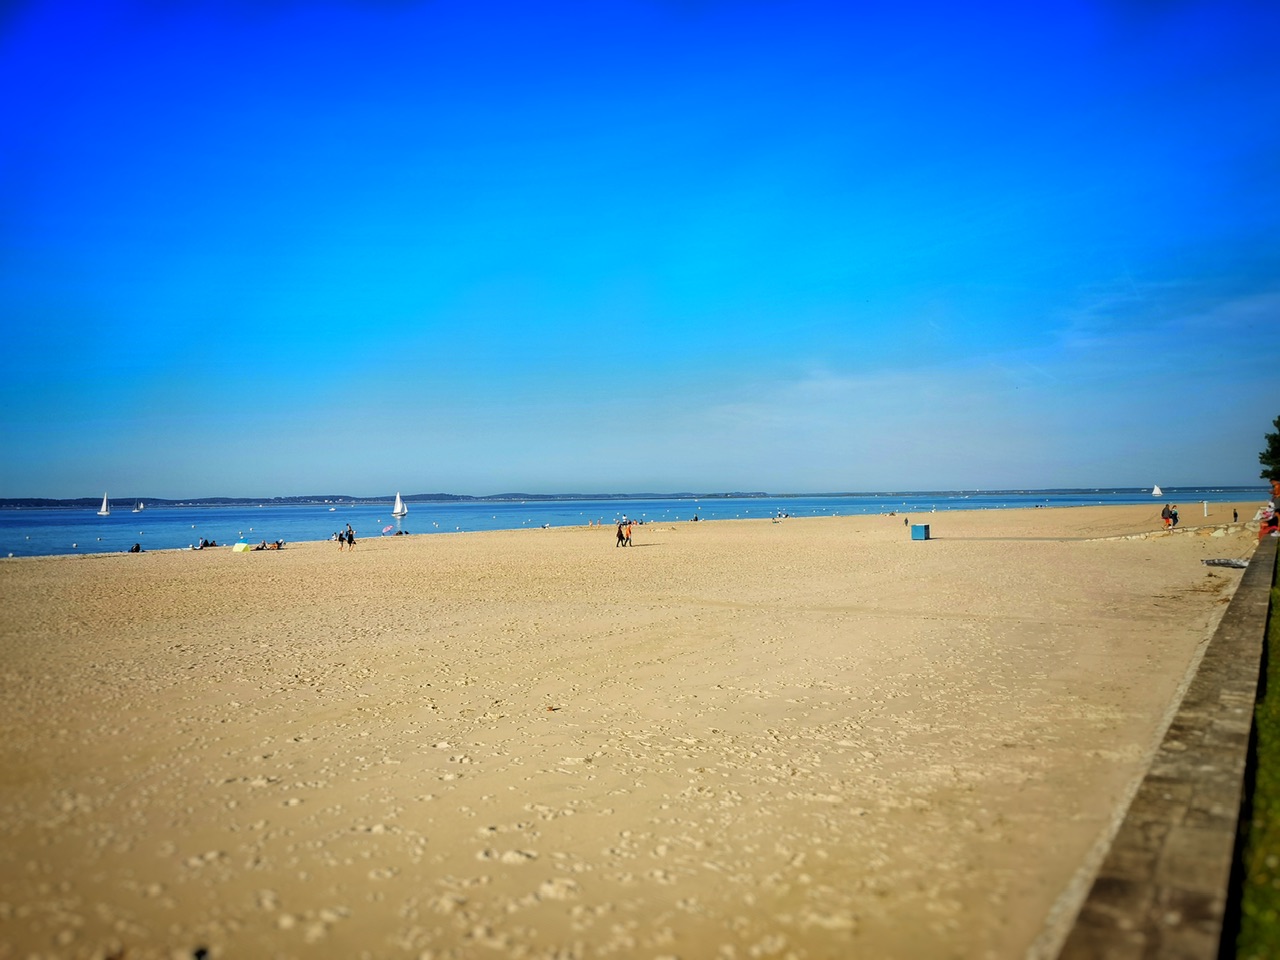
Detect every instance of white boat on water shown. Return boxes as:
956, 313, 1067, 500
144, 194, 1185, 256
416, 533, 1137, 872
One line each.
132, 501, 144, 512
1152, 485, 1163, 497
97, 493, 110, 516
392, 492, 408, 519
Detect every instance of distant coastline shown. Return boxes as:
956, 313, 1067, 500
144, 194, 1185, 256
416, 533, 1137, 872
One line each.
0, 492, 762, 510
0, 485, 1262, 511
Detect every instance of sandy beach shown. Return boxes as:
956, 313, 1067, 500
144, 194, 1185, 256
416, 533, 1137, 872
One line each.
0, 503, 1263, 960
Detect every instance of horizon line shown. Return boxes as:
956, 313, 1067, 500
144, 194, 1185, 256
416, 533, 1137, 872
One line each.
2, 482, 1268, 507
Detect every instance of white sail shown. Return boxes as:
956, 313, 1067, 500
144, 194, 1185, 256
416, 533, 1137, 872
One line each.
97, 493, 110, 516
132, 501, 144, 512
392, 492, 408, 518
1152, 485, 1163, 497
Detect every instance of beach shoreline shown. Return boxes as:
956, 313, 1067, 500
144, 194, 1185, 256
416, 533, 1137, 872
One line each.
0, 504, 1263, 958
2, 489, 1262, 560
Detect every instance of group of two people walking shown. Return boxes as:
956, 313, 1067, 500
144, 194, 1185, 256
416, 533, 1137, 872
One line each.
336, 523, 356, 550
615, 520, 633, 547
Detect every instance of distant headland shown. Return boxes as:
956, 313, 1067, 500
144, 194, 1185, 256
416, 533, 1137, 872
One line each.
0, 492, 771, 510
0, 486, 1262, 511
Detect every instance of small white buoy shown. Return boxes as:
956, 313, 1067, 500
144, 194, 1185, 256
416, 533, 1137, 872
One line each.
72, 543, 77, 548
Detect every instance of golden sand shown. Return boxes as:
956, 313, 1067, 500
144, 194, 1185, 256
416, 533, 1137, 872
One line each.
0, 503, 1262, 959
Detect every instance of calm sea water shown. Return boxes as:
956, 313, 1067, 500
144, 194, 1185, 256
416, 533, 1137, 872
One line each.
0, 487, 1264, 559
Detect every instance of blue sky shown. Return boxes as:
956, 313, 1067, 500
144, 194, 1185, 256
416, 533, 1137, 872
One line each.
2, 0, 1277, 498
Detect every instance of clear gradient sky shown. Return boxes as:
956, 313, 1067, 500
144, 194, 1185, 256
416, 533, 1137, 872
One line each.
2, 1, 1277, 498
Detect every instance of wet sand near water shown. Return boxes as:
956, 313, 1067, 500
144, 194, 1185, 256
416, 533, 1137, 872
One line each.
0, 503, 1261, 959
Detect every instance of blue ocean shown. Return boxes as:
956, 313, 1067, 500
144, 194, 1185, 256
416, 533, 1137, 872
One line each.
0, 487, 1265, 559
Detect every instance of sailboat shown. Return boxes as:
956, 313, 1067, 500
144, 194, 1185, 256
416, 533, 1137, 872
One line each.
392, 492, 408, 519
132, 501, 145, 512
1152, 485, 1163, 497
97, 494, 110, 516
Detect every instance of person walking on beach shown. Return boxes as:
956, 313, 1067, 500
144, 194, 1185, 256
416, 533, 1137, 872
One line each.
1235, 509, 1239, 523
1170, 506, 1179, 528
345, 524, 356, 550
1161, 504, 1172, 529
616, 522, 625, 547
336, 530, 345, 551
624, 521, 633, 546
